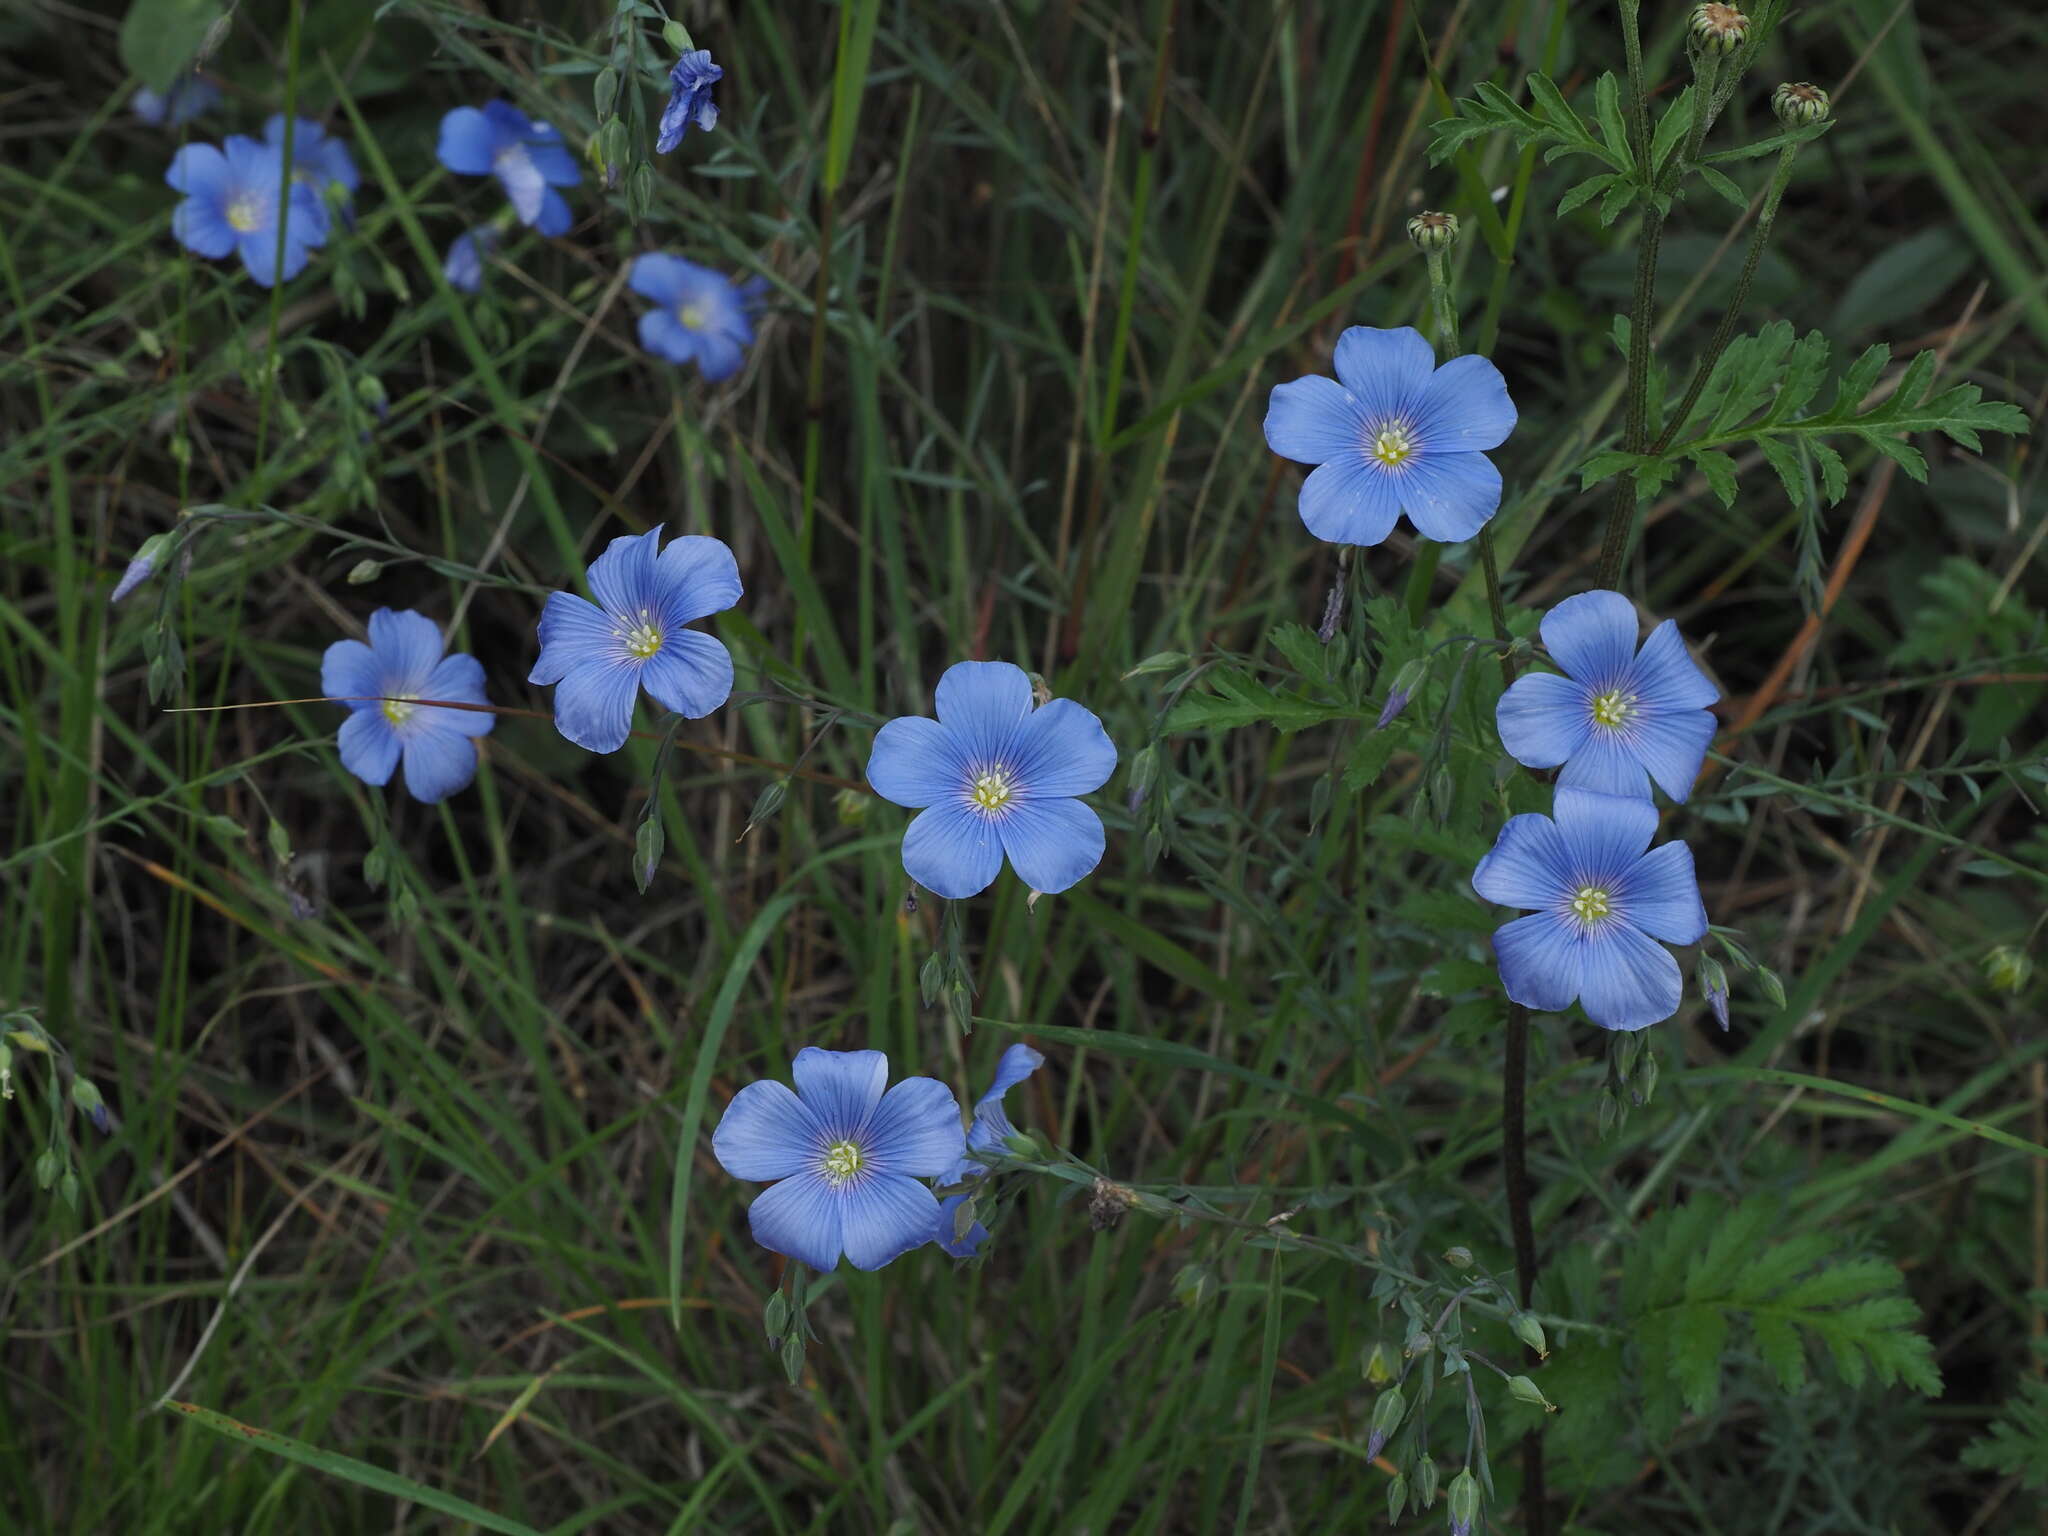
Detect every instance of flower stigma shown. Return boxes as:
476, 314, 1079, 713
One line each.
226, 195, 265, 233
1589, 688, 1634, 729
679, 302, 707, 330
1570, 886, 1613, 926
381, 694, 417, 727
821, 1139, 864, 1184
1369, 421, 1416, 469
969, 766, 1016, 815
618, 608, 665, 661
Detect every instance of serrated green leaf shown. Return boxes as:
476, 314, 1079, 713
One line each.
1557, 173, 1622, 219
1598, 174, 1636, 225
1690, 448, 1738, 506
1668, 1305, 1728, 1415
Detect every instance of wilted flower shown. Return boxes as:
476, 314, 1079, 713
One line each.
933, 1043, 1045, 1257
442, 226, 500, 294
133, 73, 220, 128
628, 254, 763, 381
656, 49, 723, 153
436, 100, 581, 235
321, 608, 494, 803
166, 135, 328, 286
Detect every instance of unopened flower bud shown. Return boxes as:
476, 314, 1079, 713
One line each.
70, 1077, 111, 1134
1507, 1373, 1555, 1411
1447, 1467, 1480, 1535
1366, 1384, 1406, 1460
1361, 1339, 1399, 1385
1386, 1473, 1409, 1522
1985, 945, 2032, 996
1512, 1312, 1548, 1358
1407, 210, 1458, 253
1772, 81, 1830, 127
662, 20, 694, 53
833, 786, 869, 827
1173, 1262, 1218, 1308
346, 559, 381, 585
1442, 1245, 1473, 1269
110, 533, 172, 605
1698, 954, 1730, 1029
593, 66, 620, 122
1415, 1455, 1440, 1507
1689, 3, 1749, 55
1377, 657, 1427, 730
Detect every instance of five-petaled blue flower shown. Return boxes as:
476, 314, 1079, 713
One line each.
934, 1043, 1045, 1258
133, 73, 220, 128
656, 50, 723, 153
528, 526, 741, 753
436, 101, 580, 236
1264, 326, 1516, 547
166, 135, 328, 287
867, 661, 1117, 900
265, 115, 359, 225
321, 609, 495, 804
1472, 788, 1708, 1031
443, 227, 500, 295
1496, 589, 1719, 803
713, 1047, 966, 1272
628, 255, 761, 381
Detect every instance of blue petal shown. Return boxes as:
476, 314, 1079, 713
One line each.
641, 629, 732, 719
526, 139, 581, 188
1263, 375, 1364, 466
482, 100, 534, 139
996, 796, 1105, 894
1331, 326, 1436, 422
400, 726, 479, 803
1492, 912, 1584, 1014
1472, 812, 1571, 910
1554, 732, 1651, 800
1540, 589, 1638, 687
1009, 698, 1116, 798
109, 555, 156, 604
586, 527, 665, 619
1631, 706, 1715, 802
1298, 454, 1401, 547
530, 590, 615, 686
713, 1080, 821, 1181
745, 1172, 842, 1271
550, 660, 640, 753
421, 653, 495, 737
655, 534, 742, 625
317, 136, 359, 193
494, 144, 547, 225
1399, 451, 1501, 543
864, 1076, 967, 1178
321, 638, 383, 709
443, 229, 494, 293
792, 1047, 889, 1138
173, 196, 237, 259
638, 309, 700, 366
337, 709, 400, 786
1577, 924, 1682, 1030
629, 252, 697, 307
901, 800, 1005, 899
1618, 840, 1707, 945
1413, 354, 1517, 452
1553, 788, 1659, 879
165, 142, 230, 197
367, 608, 445, 691
692, 331, 745, 383
840, 1174, 943, 1270
867, 716, 971, 808
1628, 619, 1719, 710
239, 232, 284, 287
1496, 671, 1592, 770
533, 188, 573, 237
934, 661, 1033, 766
436, 106, 501, 175
934, 1194, 989, 1259
978, 1043, 1045, 1113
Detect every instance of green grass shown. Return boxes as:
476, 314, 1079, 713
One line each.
2, 0, 2045, 1532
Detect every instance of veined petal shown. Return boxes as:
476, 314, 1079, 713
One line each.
530, 590, 617, 685
1629, 619, 1719, 710
1473, 813, 1572, 911
435, 106, 501, 175
421, 653, 495, 737
1263, 375, 1364, 466
934, 661, 1033, 766
639, 309, 701, 366
526, 138, 581, 188
840, 1174, 943, 1270
792, 1047, 889, 1138
1331, 326, 1436, 422
1492, 912, 1584, 1014
713, 1080, 822, 1181
1497, 671, 1593, 770
933, 1194, 990, 1259
629, 252, 695, 306
534, 188, 573, 238
1298, 453, 1401, 548
320, 637, 384, 708
1413, 354, 1517, 451
1540, 589, 1638, 688
400, 727, 479, 804
173, 196, 237, 259
1618, 841, 1708, 945
1556, 732, 1652, 800
1577, 925, 1682, 1030
239, 231, 286, 288
641, 629, 733, 719
745, 1172, 843, 1271
366, 608, 446, 692
587, 527, 666, 619
550, 659, 640, 753
864, 1077, 967, 1178
494, 143, 547, 225
1553, 788, 1659, 879
337, 710, 400, 787
1398, 450, 1501, 544
901, 801, 1005, 899
867, 716, 972, 808
654, 534, 742, 625
1631, 706, 1715, 802
1009, 699, 1116, 798
978, 1043, 1046, 1112
165, 141, 231, 197
996, 797, 1104, 895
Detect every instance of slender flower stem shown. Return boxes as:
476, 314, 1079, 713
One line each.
1503, 1001, 1546, 1536
1597, 0, 1661, 591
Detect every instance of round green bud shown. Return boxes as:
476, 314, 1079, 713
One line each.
1406, 210, 1458, 253
1985, 945, 2032, 995
1688, 2, 1750, 56
1772, 81, 1831, 127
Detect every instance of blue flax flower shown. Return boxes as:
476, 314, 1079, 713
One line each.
629, 255, 761, 381
713, 1047, 965, 1272
934, 1043, 1045, 1257
443, 227, 500, 294
321, 609, 494, 803
656, 50, 723, 153
166, 135, 327, 286
867, 661, 1117, 900
528, 527, 741, 753
436, 101, 580, 235
1264, 325, 1516, 546
1496, 589, 1718, 802
1472, 788, 1708, 1031
264, 115, 359, 225
133, 73, 220, 128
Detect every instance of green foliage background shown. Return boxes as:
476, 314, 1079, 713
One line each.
1, 0, 2044, 1531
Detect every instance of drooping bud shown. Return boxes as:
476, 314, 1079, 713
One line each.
1386, 1473, 1409, 1523
110, 532, 172, 605
1512, 1312, 1548, 1358
1415, 1455, 1440, 1508
1447, 1467, 1480, 1535
662, 20, 694, 53
1376, 657, 1427, 730
1407, 210, 1459, 253
1507, 1373, 1556, 1412
70, 1077, 111, 1134
1442, 1245, 1473, 1269
1985, 945, 2032, 996
1366, 1383, 1406, 1460
1173, 1262, 1219, 1308
347, 559, 381, 585
1688, 3, 1749, 55
1698, 954, 1730, 1029
593, 66, 620, 122
1361, 1339, 1399, 1385
1772, 81, 1831, 128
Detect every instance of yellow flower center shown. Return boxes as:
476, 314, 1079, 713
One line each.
1369, 422, 1416, 469
1570, 886, 1613, 925
969, 768, 1016, 814
1590, 688, 1634, 728
821, 1139, 864, 1184
381, 695, 417, 727
226, 196, 264, 233
679, 302, 708, 330
617, 608, 664, 661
